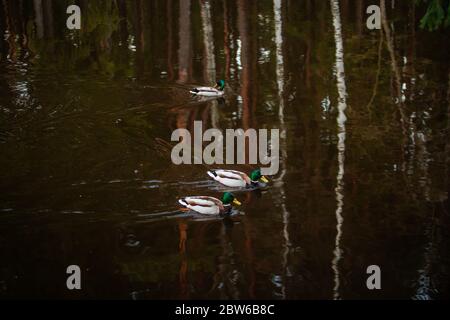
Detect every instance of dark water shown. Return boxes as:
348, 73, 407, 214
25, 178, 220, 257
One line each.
0, 0, 449, 299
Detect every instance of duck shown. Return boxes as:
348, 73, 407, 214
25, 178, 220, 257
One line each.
190, 80, 225, 97
207, 168, 269, 189
178, 192, 241, 216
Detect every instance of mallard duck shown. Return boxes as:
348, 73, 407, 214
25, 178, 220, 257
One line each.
190, 80, 225, 97
178, 192, 241, 216
207, 168, 269, 188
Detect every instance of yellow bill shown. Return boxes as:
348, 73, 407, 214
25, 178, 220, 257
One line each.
260, 176, 269, 183
233, 199, 242, 206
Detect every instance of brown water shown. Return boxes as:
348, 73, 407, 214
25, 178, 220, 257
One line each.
0, 0, 449, 300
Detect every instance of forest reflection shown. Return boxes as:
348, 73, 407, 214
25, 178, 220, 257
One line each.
0, 0, 449, 299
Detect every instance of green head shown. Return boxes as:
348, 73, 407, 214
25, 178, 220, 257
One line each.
215, 80, 225, 91
222, 192, 241, 206
250, 169, 269, 184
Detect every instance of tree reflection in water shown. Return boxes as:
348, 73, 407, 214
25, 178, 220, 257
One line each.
0, 0, 449, 299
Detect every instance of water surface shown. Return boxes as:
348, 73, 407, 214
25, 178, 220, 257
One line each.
0, 0, 449, 299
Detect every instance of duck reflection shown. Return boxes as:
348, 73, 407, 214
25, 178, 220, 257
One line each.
208, 216, 242, 299
177, 213, 244, 299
